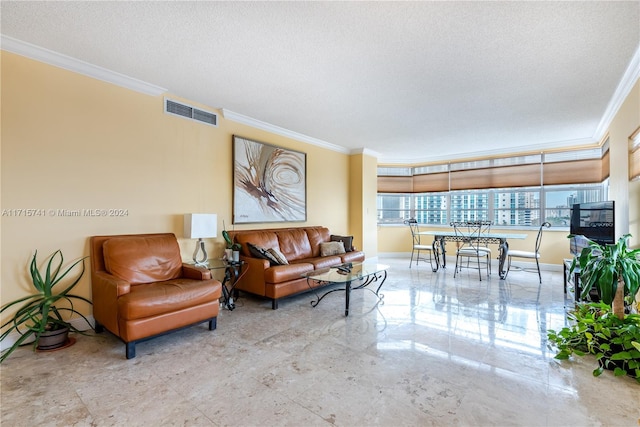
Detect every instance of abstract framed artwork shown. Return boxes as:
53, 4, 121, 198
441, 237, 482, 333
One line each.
233, 135, 307, 224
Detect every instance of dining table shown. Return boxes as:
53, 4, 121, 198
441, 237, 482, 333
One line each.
419, 230, 528, 279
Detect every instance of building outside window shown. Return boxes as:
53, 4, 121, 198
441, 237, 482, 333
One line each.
377, 183, 608, 227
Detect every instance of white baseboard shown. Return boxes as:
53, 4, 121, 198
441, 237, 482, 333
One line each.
0, 316, 95, 352
378, 252, 562, 272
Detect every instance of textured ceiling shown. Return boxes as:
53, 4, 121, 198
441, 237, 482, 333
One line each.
2, 1, 639, 164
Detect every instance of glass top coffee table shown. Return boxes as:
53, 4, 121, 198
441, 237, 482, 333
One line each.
303, 261, 389, 316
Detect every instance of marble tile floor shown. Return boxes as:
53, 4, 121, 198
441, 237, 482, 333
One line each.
1, 257, 639, 427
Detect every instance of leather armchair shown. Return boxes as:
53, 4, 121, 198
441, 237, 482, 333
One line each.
89, 233, 222, 359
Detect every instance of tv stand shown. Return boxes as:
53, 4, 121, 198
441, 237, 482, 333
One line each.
563, 259, 581, 301
563, 258, 600, 302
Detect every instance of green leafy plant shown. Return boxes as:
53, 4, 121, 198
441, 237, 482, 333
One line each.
547, 302, 640, 382
222, 220, 241, 251
0, 250, 93, 363
570, 234, 640, 319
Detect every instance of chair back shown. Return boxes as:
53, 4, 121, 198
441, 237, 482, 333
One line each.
405, 219, 421, 245
479, 220, 492, 235
535, 222, 551, 253
451, 221, 481, 251
467, 220, 492, 243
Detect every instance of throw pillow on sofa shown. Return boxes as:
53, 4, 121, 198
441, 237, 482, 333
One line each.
247, 243, 287, 266
320, 241, 346, 256
267, 247, 289, 265
330, 235, 354, 252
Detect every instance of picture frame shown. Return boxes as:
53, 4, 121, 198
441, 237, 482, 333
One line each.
233, 135, 307, 224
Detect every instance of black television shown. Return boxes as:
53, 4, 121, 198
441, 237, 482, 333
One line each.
569, 201, 615, 255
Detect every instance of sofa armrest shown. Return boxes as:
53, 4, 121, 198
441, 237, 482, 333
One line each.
182, 264, 212, 280
236, 255, 270, 296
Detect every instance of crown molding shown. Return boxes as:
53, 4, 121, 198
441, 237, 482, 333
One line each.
380, 137, 598, 165
350, 148, 381, 158
594, 43, 640, 140
1, 35, 167, 96
222, 109, 350, 154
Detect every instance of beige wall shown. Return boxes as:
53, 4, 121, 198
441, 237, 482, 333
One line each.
631, 179, 640, 248
608, 79, 640, 247
348, 152, 378, 257
0, 51, 356, 318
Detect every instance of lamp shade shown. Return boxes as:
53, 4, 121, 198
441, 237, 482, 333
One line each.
184, 213, 217, 239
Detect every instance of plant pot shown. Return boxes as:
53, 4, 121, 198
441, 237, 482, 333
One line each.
36, 326, 70, 351
224, 249, 233, 261
232, 250, 240, 262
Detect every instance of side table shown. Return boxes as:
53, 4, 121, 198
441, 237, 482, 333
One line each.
200, 259, 245, 311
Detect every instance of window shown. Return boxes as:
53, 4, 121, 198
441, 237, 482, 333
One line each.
377, 148, 610, 227
544, 185, 606, 227
377, 183, 607, 227
493, 189, 540, 226
415, 193, 448, 225
450, 191, 489, 222
377, 194, 411, 224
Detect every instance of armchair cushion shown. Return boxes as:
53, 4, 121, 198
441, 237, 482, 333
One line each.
118, 278, 221, 320
103, 235, 182, 285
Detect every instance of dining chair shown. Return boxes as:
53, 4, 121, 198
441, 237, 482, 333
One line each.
405, 219, 434, 270
473, 220, 493, 275
506, 222, 551, 283
452, 221, 491, 281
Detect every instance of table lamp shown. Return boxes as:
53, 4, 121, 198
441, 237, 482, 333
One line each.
184, 213, 217, 266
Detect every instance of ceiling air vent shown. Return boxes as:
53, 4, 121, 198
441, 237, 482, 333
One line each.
164, 98, 218, 127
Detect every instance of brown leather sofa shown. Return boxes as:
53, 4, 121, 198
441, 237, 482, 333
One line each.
229, 226, 365, 309
89, 233, 222, 359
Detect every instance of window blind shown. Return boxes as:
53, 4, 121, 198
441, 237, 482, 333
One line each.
378, 152, 609, 192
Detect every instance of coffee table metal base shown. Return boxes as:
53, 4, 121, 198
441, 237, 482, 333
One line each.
308, 270, 387, 316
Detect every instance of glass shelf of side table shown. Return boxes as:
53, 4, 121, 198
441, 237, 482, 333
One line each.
200, 259, 245, 311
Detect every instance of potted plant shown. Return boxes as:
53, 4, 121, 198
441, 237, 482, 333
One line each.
570, 234, 640, 319
0, 250, 93, 363
222, 221, 242, 262
547, 302, 640, 381
547, 234, 640, 381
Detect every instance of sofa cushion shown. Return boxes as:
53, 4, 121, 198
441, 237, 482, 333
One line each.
330, 235, 354, 252
295, 255, 343, 269
117, 278, 221, 320
103, 235, 182, 285
236, 231, 279, 257
306, 227, 332, 257
276, 228, 313, 261
320, 241, 346, 256
264, 263, 314, 283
